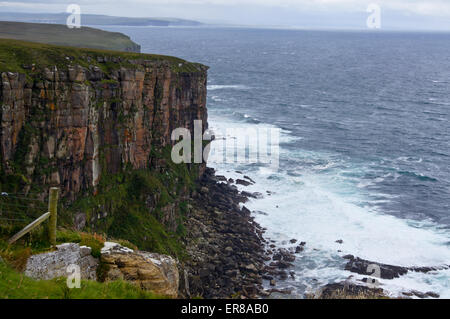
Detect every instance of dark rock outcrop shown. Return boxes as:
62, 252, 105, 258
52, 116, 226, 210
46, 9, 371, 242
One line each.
343, 255, 450, 279
316, 282, 386, 299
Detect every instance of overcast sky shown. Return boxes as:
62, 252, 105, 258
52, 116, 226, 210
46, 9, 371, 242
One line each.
1, 0, 450, 30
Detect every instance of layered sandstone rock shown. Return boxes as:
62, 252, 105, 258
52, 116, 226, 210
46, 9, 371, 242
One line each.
100, 242, 179, 298
0, 57, 208, 200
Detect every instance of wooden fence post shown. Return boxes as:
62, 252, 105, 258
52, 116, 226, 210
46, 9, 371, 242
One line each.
48, 187, 59, 247
8, 212, 50, 245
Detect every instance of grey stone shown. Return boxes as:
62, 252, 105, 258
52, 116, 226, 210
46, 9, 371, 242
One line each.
244, 264, 258, 272
79, 246, 92, 258
425, 291, 440, 298
74, 213, 86, 231
25, 243, 98, 281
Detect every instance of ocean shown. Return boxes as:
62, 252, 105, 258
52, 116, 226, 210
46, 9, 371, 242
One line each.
103, 26, 450, 298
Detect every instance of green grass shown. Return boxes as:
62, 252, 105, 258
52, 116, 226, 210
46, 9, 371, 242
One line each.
0, 150, 196, 264
50, 144, 200, 260
0, 230, 105, 271
63, 167, 193, 259
0, 262, 163, 299
0, 38, 206, 76
0, 230, 167, 299
56, 230, 106, 258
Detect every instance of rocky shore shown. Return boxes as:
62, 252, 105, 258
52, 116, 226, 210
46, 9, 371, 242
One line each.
181, 167, 308, 299
182, 168, 445, 299
182, 168, 267, 298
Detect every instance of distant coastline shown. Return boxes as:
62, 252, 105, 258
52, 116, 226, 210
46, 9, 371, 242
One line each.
0, 12, 203, 27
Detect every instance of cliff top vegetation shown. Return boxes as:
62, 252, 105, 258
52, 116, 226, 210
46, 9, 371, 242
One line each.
0, 38, 206, 75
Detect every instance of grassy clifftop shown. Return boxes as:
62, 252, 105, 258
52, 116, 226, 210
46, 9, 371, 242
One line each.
0, 21, 140, 53
0, 38, 205, 75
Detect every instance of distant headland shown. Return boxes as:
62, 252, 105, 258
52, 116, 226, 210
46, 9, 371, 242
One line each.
0, 12, 203, 27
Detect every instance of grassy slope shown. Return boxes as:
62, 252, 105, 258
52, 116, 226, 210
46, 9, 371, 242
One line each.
0, 160, 195, 298
60, 147, 197, 259
0, 262, 162, 299
0, 21, 139, 52
0, 230, 162, 299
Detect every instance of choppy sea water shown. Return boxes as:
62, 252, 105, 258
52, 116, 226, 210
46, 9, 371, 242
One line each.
103, 26, 450, 298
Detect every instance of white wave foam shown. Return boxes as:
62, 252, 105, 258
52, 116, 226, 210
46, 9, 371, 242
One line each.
207, 84, 250, 91
381, 268, 450, 299
210, 95, 225, 102
396, 156, 423, 163
208, 113, 450, 297
208, 115, 298, 145
246, 171, 450, 266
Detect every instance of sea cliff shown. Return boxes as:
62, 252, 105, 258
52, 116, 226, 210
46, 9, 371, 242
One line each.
0, 39, 266, 298
0, 39, 207, 200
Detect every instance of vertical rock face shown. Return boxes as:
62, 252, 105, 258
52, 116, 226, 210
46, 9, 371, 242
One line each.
0, 57, 208, 200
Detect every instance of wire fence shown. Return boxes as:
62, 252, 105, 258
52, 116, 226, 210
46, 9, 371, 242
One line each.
0, 191, 47, 226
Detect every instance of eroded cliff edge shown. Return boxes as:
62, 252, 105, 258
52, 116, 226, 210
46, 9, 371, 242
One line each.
0, 40, 266, 298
